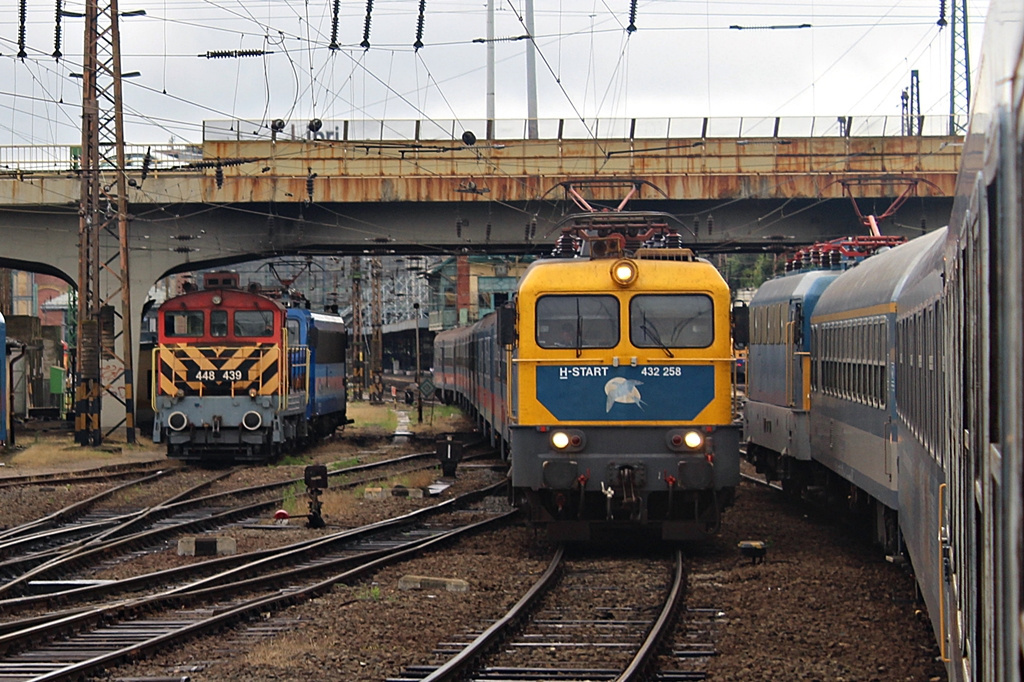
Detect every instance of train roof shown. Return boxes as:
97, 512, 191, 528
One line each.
519, 251, 726, 295
160, 286, 286, 312
750, 269, 841, 308
286, 307, 346, 327
810, 228, 947, 324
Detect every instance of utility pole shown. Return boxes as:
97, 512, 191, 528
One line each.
76, 0, 136, 445
414, 302, 422, 423
369, 257, 384, 403
349, 257, 364, 400
902, 70, 922, 136
940, 0, 971, 135
524, 0, 539, 139
486, 0, 495, 140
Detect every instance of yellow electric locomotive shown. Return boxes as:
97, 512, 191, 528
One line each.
504, 215, 741, 541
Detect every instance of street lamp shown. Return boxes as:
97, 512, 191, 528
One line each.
414, 302, 423, 423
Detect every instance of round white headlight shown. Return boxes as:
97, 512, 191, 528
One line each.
211, 295, 222, 305
551, 431, 571, 449
683, 430, 704, 449
167, 411, 188, 431
610, 259, 638, 286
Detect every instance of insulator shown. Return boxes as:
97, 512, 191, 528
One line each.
202, 49, 268, 59
707, 215, 714, 235
215, 162, 224, 189
485, 223, 492, 242
627, 0, 637, 33
552, 232, 579, 258
937, 0, 947, 26
414, 0, 426, 50
456, 219, 462, 238
665, 231, 683, 248
306, 168, 316, 202
361, 0, 374, 49
141, 148, 153, 181
53, 0, 63, 59
18, 0, 28, 59
329, 0, 341, 50
530, 219, 537, 239
645, 232, 666, 248
524, 222, 531, 241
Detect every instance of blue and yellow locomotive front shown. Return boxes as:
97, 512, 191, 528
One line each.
508, 245, 740, 541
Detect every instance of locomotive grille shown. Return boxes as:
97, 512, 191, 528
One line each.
155, 344, 282, 397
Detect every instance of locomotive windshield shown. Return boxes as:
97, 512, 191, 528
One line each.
235, 310, 275, 337
630, 294, 713, 348
210, 310, 228, 337
164, 311, 204, 337
536, 295, 618, 349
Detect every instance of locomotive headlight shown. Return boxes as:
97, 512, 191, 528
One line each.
667, 429, 705, 451
683, 430, 704, 449
549, 430, 585, 451
212, 295, 222, 305
610, 259, 638, 287
167, 411, 188, 431
242, 411, 263, 431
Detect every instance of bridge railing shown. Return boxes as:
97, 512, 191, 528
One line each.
202, 115, 964, 143
1, 115, 963, 172
0, 143, 202, 173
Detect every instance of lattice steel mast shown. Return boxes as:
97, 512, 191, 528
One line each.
76, 0, 136, 444
349, 257, 364, 399
940, 0, 971, 135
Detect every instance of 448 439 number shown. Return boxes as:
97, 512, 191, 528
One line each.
193, 369, 244, 382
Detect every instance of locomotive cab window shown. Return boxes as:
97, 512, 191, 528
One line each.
286, 319, 300, 345
164, 310, 204, 337
235, 310, 275, 337
210, 310, 228, 337
536, 295, 619, 349
630, 294, 713, 348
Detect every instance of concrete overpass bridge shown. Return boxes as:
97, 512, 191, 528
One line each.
0, 114, 960, 431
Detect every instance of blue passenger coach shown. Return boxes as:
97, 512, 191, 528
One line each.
744, 236, 905, 497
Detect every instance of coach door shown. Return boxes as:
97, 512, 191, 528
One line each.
787, 300, 808, 409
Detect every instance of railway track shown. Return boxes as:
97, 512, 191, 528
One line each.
0, 483, 514, 681
0, 461, 172, 490
0, 448, 498, 602
388, 547, 706, 682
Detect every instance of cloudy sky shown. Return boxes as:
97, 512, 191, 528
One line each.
0, 0, 991, 145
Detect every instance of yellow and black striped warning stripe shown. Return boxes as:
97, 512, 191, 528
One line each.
156, 344, 281, 397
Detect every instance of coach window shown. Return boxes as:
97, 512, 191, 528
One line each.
164, 310, 204, 337
235, 310, 275, 337
536, 295, 619, 349
210, 310, 228, 337
631, 294, 713, 349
